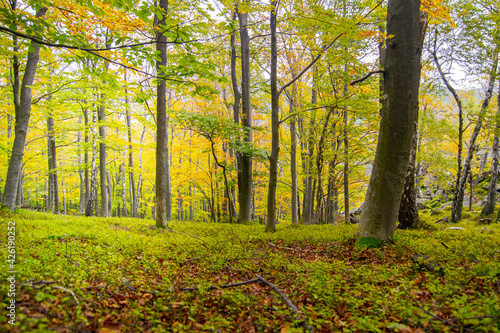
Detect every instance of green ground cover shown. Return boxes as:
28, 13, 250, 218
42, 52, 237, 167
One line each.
1, 209, 499, 332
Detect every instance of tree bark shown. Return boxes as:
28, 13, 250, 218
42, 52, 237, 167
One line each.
481, 79, 500, 216
98, 61, 109, 217
155, 0, 173, 228
85, 111, 98, 217
266, 0, 279, 231
2, 7, 47, 210
237, 4, 253, 223
397, 12, 427, 229
290, 97, 298, 225
124, 71, 137, 218
357, 0, 423, 241
47, 107, 59, 214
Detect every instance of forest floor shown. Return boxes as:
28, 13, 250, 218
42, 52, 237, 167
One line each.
0, 208, 499, 332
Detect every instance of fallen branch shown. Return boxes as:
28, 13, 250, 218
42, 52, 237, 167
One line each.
51, 285, 80, 305
120, 278, 158, 295
268, 242, 305, 252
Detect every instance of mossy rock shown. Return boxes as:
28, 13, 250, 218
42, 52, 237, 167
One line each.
355, 237, 383, 249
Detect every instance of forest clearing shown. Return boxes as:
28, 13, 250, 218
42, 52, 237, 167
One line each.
1, 208, 500, 332
1, 0, 500, 331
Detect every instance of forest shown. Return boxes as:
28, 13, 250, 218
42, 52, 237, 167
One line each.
0, 0, 499, 332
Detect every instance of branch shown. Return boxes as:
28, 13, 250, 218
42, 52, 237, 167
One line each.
349, 70, 384, 86
32, 79, 84, 105
278, 0, 384, 96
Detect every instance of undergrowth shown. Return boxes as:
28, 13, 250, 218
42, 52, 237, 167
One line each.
0, 209, 499, 332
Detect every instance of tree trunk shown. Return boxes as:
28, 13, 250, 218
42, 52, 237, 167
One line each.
85, 116, 98, 217
302, 74, 317, 225
398, 118, 419, 229
155, 0, 173, 228
2, 7, 47, 210
481, 79, 500, 216
237, 5, 253, 223
98, 74, 109, 217
47, 111, 59, 214
357, 0, 423, 241
452, 56, 498, 222
266, 0, 279, 231
397, 12, 427, 229
83, 107, 90, 212
290, 100, 298, 225
124, 71, 137, 218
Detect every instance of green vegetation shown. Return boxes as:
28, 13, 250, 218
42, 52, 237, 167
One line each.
354, 237, 383, 249
1, 210, 499, 332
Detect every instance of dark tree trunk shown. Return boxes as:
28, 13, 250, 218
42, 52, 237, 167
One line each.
397, 12, 427, 229
357, 0, 423, 241
2, 7, 47, 210
155, 0, 173, 228
83, 108, 90, 212
481, 79, 500, 216
266, 0, 279, 231
47, 110, 59, 214
237, 5, 253, 223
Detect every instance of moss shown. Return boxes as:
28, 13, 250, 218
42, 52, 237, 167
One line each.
355, 237, 383, 249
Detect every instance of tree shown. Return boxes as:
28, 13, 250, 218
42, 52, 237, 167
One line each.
155, 0, 173, 228
357, 0, 423, 241
2, 6, 47, 210
481, 79, 500, 215
237, 2, 253, 223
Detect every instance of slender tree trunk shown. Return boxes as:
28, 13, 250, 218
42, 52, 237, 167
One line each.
121, 160, 128, 217
266, 0, 279, 231
83, 108, 90, 211
357, 0, 423, 241
85, 114, 98, 217
290, 98, 298, 225
302, 73, 317, 225
124, 71, 137, 218
343, 90, 349, 223
47, 111, 59, 214
98, 65, 109, 217
452, 56, 498, 222
155, 0, 173, 228
78, 117, 86, 214
2, 7, 47, 210
481, 79, 500, 216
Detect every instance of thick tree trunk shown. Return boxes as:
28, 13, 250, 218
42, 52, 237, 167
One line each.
357, 0, 423, 241
2, 7, 47, 210
266, 0, 279, 231
397, 12, 427, 229
452, 57, 498, 222
237, 6, 253, 223
155, 0, 173, 228
481, 80, 500, 216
